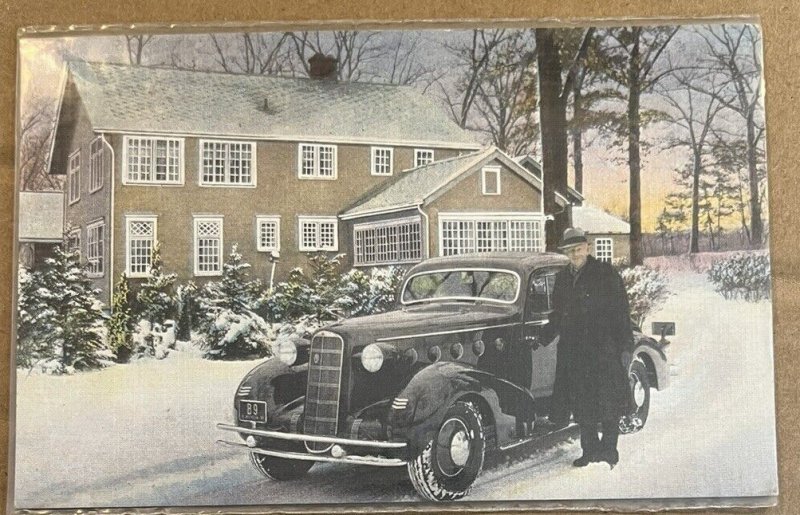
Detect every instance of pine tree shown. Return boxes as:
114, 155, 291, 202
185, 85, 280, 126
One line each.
176, 281, 201, 341
198, 244, 271, 360
107, 273, 135, 362
135, 242, 177, 327
17, 243, 113, 372
16, 266, 56, 367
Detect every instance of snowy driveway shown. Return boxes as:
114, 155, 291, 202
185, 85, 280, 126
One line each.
12, 269, 778, 509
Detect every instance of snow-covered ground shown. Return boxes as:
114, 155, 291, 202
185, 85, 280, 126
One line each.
12, 266, 778, 509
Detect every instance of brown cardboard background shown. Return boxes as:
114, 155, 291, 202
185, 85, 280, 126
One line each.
0, 1, 796, 513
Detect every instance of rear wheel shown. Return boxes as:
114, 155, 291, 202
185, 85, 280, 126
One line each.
249, 448, 314, 480
620, 360, 650, 434
407, 401, 485, 501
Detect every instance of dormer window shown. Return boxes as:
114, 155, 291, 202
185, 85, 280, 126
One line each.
481, 166, 501, 195
414, 149, 434, 167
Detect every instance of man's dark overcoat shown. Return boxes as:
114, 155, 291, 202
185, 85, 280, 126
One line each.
550, 255, 634, 423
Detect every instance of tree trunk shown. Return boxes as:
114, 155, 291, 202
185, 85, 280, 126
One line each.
746, 111, 763, 247
628, 29, 644, 265
689, 153, 701, 253
535, 29, 569, 250
572, 74, 585, 196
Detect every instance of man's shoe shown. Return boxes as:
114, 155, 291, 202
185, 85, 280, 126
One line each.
572, 454, 593, 467
597, 449, 619, 469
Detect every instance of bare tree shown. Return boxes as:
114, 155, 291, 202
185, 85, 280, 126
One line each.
658, 69, 727, 253
125, 35, 154, 65
208, 32, 292, 75
19, 95, 61, 191
692, 24, 765, 248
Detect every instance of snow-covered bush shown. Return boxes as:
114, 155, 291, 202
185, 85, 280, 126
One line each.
619, 265, 670, 329
16, 244, 114, 373
134, 242, 177, 327
107, 273, 135, 363
197, 244, 272, 360
131, 320, 172, 360
334, 266, 405, 317
707, 252, 771, 301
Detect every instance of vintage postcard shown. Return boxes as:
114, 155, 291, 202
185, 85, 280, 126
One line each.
11, 20, 777, 510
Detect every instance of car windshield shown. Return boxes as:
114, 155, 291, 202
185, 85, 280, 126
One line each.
401, 269, 519, 304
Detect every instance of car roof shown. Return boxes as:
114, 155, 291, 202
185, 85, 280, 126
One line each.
407, 252, 569, 276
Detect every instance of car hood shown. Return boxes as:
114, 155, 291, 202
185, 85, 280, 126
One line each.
320, 302, 520, 347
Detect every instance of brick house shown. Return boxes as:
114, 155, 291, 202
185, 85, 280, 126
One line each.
47, 60, 558, 301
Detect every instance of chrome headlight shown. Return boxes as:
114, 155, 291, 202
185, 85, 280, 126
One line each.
277, 338, 298, 366
361, 343, 385, 373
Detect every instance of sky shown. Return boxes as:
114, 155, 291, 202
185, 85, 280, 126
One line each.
17, 24, 767, 232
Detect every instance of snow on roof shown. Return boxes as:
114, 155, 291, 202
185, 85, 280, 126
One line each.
18, 191, 64, 242
341, 148, 493, 218
572, 204, 630, 234
64, 61, 480, 148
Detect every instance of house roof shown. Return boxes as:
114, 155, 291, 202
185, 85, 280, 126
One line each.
341, 146, 556, 219
62, 61, 480, 148
17, 191, 64, 242
512, 155, 584, 204
572, 204, 630, 234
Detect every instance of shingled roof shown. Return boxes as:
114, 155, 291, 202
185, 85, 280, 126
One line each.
62, 61, 480, 148
341, 146, 554, 219
572, 204, 630, 234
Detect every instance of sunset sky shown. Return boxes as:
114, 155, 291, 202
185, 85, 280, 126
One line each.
17, 24, 766, 232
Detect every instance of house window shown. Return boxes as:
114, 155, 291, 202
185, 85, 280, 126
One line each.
299, 144, 337, 179
354, 217, 422, 266
86, 221, 105, 277
126, 216, 157, 277
414, 149, 434, 167
371, 147, 393, 176
440, 215, 543, 256
68, 150, 80, 204
256, 216, 280, 252
89, 137, 104, 192
594, 237, 614, 263
67, 228, 81, 258
200, 140, 256, 186
481, 166, 501, 195
194, 217, 223, 276
124, 136, 183, 184
299, 216, 338, 251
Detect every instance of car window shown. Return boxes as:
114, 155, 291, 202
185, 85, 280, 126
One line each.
402, 269, 519, 304
528, 272, 556, 314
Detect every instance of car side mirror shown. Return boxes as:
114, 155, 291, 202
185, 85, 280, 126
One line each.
651, 321, 675, 346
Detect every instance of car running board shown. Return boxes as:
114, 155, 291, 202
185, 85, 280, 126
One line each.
499, 422, 578, 451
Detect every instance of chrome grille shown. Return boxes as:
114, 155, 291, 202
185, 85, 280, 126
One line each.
303, 331, 344, 453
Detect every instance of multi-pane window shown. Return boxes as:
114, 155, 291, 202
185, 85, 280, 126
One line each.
371, 147, 393, 176
124, 136, 183, 184
299, 217, 338, 251
354, 217, 422, 266
200, 140, 255, 185
194, 217, 223, 276
440, 216, 543, 256
68, 151, 80, 204
89, 137, 104, 192
126, 217, 156, 277
86, 221, 105, 277
594, 237, 614, 263
256, 216, 280, 251
481, 166, 501, 195
299, 144, 337, 179
414, 149, 434, 167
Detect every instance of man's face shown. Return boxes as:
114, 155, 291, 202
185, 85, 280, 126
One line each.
563, 242, 590, 269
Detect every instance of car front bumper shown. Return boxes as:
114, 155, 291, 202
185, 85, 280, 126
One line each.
216, 422, 408, 467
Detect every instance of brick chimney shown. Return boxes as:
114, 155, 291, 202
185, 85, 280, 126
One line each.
308, 53, 338, 80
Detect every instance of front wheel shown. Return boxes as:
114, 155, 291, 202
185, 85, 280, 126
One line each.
620, 360, 650, 434
249, 451, 314, 480
407, 401, 485, 501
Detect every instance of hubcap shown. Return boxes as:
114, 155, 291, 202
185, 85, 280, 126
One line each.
437, 418, 472, 476
450, 429, 471, 467
633, 376, 646, 407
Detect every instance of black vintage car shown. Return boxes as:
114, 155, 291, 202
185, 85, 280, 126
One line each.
217, 252, 670, 501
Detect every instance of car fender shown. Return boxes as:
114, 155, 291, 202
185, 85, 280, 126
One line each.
237, 358, 308, 417
388, 361, 533, 453
632, 336, 669, 391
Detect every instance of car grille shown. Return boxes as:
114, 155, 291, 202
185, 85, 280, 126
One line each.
303, 331, 344, 453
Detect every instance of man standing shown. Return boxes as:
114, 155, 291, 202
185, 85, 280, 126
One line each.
550, 227, 634, 468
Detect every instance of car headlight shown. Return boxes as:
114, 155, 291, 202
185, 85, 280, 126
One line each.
361, 343, 385, 373
277, 338, 298, 366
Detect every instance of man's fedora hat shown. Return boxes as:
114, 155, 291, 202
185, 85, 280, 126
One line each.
558, 227, 588, 250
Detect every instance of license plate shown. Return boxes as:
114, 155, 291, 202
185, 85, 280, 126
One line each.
239, 400, 267, 423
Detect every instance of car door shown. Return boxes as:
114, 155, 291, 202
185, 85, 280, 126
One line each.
524, 268, 561, 398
